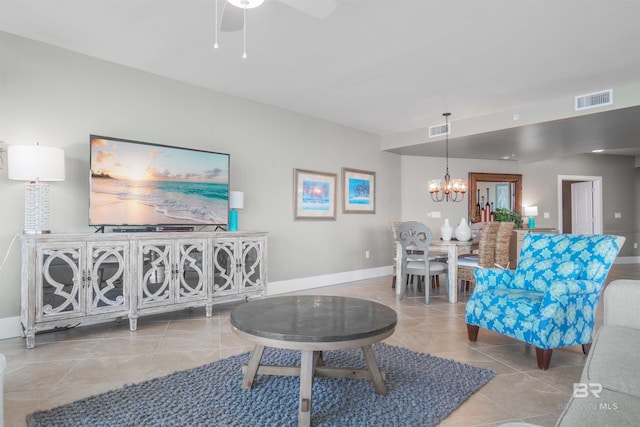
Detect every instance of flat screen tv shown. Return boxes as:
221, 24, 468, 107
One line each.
89, 135, 230, 227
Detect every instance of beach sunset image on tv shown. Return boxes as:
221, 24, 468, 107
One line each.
89, 135, 230, 226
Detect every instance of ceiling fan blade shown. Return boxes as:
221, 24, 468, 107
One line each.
277, 0, 337, 19
220, 1, 244, 32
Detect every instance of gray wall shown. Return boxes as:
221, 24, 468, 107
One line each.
520, 154, 639, 252
400, 154, 639, 256
1, 32, 638, 322
400, 156, 521, 230
0, 32, 401, 318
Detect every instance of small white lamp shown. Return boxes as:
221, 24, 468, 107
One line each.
229, 191, 244, 231
8, 144, 65, 234
524, 206, 539, 229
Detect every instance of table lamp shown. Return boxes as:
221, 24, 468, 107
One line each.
8, 144, 65, 234
524, 206, 539, 229
229, 191, 244, 231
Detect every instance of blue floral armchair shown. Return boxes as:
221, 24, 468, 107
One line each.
466, 233, 624, 369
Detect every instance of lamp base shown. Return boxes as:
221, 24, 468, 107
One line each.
528, 216, 535, 229
24, 182, 52, 234
229, 210, 239, 231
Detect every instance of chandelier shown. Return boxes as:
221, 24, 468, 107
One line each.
427, 113, 467, 202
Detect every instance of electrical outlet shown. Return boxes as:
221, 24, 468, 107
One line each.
431, 211, 441, 219
614, 212, 622, 219
365, 250, 370, 259
634, 243, 638, 249
543, 212, 550, 219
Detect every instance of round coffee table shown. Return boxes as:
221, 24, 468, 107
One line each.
230, 295, 397, 427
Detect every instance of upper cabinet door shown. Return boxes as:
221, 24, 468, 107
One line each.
36, 244, 84, 321
138, 241, 173, 307
87, 241, 129, 315
239, 237, 265, 292
211, 238, 238, 296
175, 239, 207, 302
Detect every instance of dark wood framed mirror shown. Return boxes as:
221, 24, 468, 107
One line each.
468, 172, 522, 223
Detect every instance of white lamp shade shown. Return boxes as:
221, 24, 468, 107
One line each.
229, 191, 244, 209
8, 145, 65, 181
524, 206, 539, 217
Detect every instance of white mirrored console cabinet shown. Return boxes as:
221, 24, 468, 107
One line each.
20, 231, 268, 348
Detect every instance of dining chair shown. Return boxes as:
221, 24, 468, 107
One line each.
494, 221, 515, 268
396, 221, 448, 304
390, 221, 402, 289
392, 220, 445, 289
457, 222, 500, 292
429, 252, 448, 289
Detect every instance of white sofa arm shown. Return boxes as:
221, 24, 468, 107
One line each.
604, 279, 640, 329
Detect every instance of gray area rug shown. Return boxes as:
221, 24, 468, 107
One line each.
27, 343, 495, 427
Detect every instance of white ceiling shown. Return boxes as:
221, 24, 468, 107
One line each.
1, 0, 639, 162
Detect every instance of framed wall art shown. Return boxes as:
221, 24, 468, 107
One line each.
342, 167, 375, 214
294, 169, 337, 220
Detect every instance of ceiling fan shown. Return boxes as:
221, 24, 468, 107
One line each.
220, 0, 337, 31
214, 0, 337, 57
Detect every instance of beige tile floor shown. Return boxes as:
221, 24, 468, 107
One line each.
3, 264, 639, 427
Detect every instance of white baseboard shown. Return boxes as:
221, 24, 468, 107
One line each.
615, 256, 640, 264
0, 316, 21, 340
1, 259, 635, 340
0, 267, 394, 340
266, 266, 393, 296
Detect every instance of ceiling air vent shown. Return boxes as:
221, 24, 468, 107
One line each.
575, 89, 613, 111
429, 122, 450, 138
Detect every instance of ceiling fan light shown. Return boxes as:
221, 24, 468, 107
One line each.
227, 0, 265, 9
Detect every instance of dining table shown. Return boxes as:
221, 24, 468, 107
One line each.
395, 239, 478, 303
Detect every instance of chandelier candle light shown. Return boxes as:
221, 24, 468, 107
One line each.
428, 113, 467, 202
8, 144, 65, 234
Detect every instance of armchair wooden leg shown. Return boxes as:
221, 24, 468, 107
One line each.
582, 343, 591, 355
535, 348, 553, 370
466, 324, 479, 342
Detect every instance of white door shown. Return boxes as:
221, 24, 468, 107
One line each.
571, 181, 594, 234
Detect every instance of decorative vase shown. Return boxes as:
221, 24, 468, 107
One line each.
441, 219, 453, 241
455, 218, 472, 241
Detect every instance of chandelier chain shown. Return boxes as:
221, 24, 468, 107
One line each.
427, 112, 467, 203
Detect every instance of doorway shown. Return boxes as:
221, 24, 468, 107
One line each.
557, 175, 603, 234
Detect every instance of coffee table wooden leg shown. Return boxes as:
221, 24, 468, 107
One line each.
361, 345, 387, 395
312, 351, 324, 371
298, 350, 314, 427
241, 344, 265, 389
